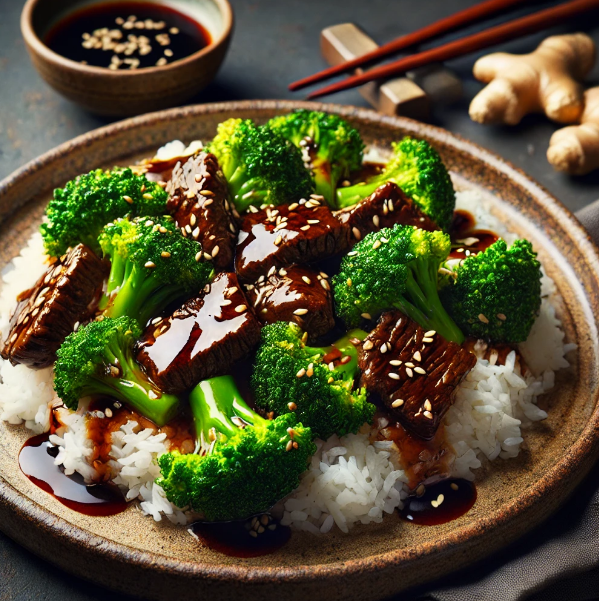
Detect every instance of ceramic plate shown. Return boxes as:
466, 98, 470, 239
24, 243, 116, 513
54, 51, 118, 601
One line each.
1, 100, 598, 601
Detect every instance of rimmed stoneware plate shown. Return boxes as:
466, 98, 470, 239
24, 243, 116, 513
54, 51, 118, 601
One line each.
1, 100, 598, 601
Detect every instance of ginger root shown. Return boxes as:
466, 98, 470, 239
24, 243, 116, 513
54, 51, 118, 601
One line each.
547, 87, 599, 175
469, 33, 595, 125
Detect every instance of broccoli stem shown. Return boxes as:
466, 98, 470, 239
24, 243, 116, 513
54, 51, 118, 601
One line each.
190, 376, 264, 447
336, 181, 378, 209
311, 156, 335, 207
95, 339, 179, 426
393, 262, 464, 344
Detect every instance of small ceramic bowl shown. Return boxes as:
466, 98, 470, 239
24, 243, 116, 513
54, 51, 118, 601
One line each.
21, 0, 233, 116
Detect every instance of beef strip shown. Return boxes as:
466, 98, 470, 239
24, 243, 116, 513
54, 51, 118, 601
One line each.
166, 152, 238, 271
1, 244, 108, 369
244, 265, 334, 340
235, 198, 351, 282
136, 272, 261, 393
334, 182, 439, 243
359, 311, 476, 440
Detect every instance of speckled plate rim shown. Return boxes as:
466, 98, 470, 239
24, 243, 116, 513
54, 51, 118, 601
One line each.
1, 99, 599, 598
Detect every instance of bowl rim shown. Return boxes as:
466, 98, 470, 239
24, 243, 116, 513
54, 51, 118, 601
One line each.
1, 99, 599, 597
20, 0, 234, 76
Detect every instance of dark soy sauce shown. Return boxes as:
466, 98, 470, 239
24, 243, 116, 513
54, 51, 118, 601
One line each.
191, 518, 291, 558
19, 434, 128, 516
449, 209, 499, 259
400, 478, 477, 526
45, 1, 211, 70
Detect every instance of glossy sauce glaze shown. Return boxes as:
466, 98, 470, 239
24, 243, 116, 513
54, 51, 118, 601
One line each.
46, 1, 210, 70
19, 434, 128, 516
190, 516, 291, 558
450, 209, 499, 259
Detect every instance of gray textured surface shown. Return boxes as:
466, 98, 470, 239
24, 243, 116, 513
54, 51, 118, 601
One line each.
1, 0, 599, 599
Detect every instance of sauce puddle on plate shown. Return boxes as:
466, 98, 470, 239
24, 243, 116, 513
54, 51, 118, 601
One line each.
19, 433, 128, 516
45, 1, 211, 70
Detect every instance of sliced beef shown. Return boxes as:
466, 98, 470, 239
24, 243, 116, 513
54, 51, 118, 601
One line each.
166, 152, 238, 271
359, 311, 476, 440
136, 272, 261, 393
245, 265, 334, 340
235, 198, 351, 282
1, 244, 108, 369
334, 183, 439, 243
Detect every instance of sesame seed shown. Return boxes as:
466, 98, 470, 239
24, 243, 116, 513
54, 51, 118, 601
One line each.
413, 351, 421, 362
497, 313, 506, 321
405, 362, 414, 368
235, 304, 247, 313
391, 399, 404, 408
327, 376, 334, 384
249, 530, 258, 538
372, 240, 382, 250
204, 252, 212, 260
227, 286, 238, 296
286, 440, 293, 451
347, 251, 357, 256
302, 276, 311, 285
361, 313, 372, 320
296, 368, 306, 378
195, 251, 202, 262
320, 279, 330, 291
143, 193, 153, 200
380, 343, 388, 354
190, 214, 197, 226
307, 219, 320, 224
211, 245, 220, 258
478, 313, 489, 324
306, 363, 314, 377
388, 199, 394, 212
268, 266, 276, 276
123, 195, 133, 204
280, 268, 288, 276
406, 367, 413, 378
293, 308, 308, 316
424, 330, 436, 337
352, 227, 361, 240
451, 483, 459, 491
159, 226, 168, 233
145, 261, 155, 268
185, 224, 192, 234
288, 402, 297, 410
288, 202, 299, 211
300, 225, 310, 231
161, 251, 171, 258
416, 484, 425, 496
414, 367, 426, 375
422, 337, 434, 343
10, 332, 18, 344
221, 300, 232, 306
389, 360, 402, 366
310, 194, 325, 201
388, 372, 400, 380
347, 278, 352, 286
424, 400, 432, 411
372, 215, 380, 227
363, 340, 374, 350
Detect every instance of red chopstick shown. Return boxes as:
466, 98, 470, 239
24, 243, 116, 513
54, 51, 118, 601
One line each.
289, 0, 531, 92
306, 0, 599, 100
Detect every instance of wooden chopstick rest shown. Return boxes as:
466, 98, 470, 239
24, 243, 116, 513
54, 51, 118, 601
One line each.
320, 23, 462, 119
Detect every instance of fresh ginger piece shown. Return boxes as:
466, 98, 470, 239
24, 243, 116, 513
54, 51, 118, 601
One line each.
547, 87, 599, 175
469, 33, 595, 125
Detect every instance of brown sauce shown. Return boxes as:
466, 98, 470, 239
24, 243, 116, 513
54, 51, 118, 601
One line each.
379, 420, 453, 490
45, 1, 210, 70
400, 478, 477, 525
19, 434, 128, 516
449, 209, 499, 259
191, 518, 291, 558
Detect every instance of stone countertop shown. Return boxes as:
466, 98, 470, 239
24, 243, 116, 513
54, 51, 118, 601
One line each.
1, 0, 599, 599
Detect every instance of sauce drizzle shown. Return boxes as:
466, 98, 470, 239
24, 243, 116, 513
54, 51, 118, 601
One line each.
19, 433, 128, 516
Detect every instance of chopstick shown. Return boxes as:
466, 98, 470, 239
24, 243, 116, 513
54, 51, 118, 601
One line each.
290, 0, 531, 92
306, 0, 599, 100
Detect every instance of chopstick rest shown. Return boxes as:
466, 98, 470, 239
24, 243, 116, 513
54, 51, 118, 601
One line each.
320, 23, 462, 119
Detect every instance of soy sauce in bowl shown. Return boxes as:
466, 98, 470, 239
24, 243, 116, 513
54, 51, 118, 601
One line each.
45, 1, 211, 70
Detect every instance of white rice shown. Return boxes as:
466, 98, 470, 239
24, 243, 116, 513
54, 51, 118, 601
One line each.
0, 188, 575, 535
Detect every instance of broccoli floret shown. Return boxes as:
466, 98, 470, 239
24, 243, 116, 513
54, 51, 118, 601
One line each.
267, 110, 364, 208
251, 321, 375, 440
54, 316, 179, 426
332, 224, 464, 343
336, 137, 455, 231
157, 375, 315, 521
97, 215, 213, 325
41, 168, 168, 257
207, 118, 314, 212
441, 239, 542, 343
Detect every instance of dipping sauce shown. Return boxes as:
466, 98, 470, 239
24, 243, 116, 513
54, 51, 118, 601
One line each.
400, 478, 477, 526
191, 515, 291, 558
45, 1, 211, 70
19, 433, 127, 516
449, 209, 499, 259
